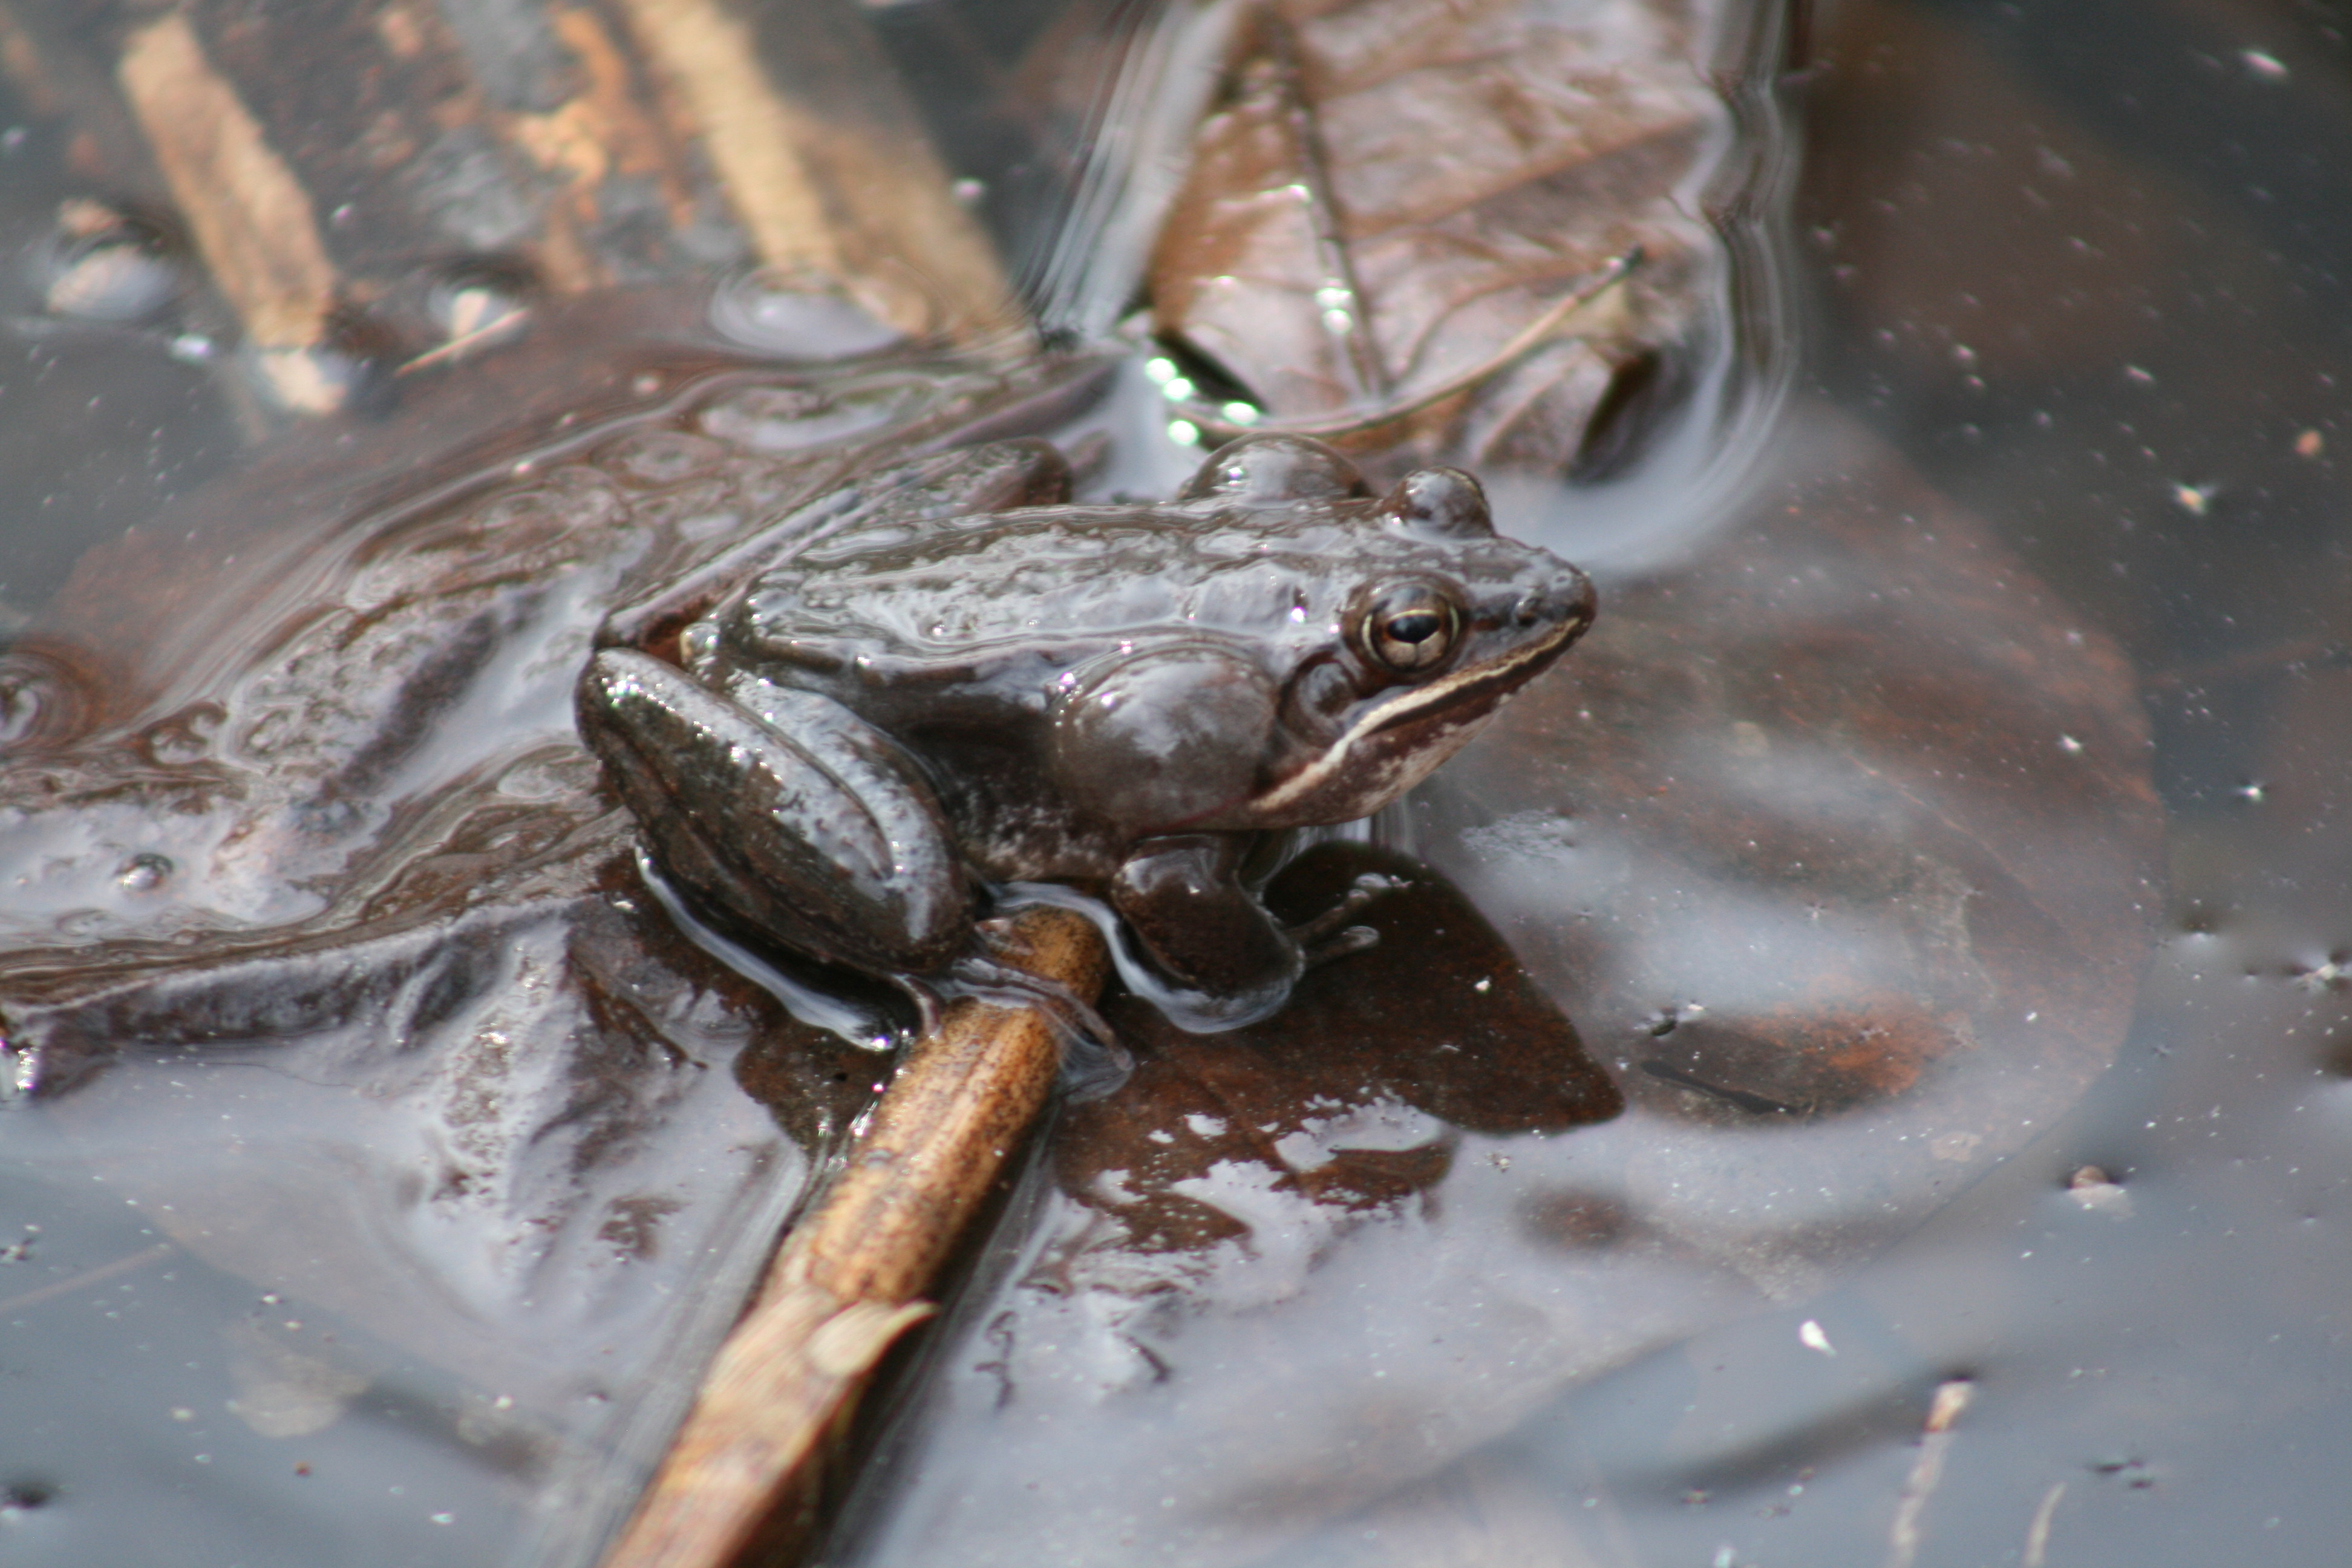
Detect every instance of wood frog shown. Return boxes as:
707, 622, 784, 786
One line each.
577, 433, 1595, 1029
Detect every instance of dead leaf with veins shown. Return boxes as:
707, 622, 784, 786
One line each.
1149, 0, 1725, 475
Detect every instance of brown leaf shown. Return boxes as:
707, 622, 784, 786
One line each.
1148, 0, 1720, 473
1426, 405, 2160, 1156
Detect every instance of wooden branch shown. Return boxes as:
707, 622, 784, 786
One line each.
599, 904, 1108, 1568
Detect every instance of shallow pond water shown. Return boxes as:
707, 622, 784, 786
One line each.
2, 1, 2350, 1566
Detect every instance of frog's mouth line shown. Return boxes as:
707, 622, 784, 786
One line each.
1254, 615, 1584, 818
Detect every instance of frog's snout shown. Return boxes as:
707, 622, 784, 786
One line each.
1515, 564, 1597, 637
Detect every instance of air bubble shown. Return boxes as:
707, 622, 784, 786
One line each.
142, 710, 219, 765
249, 337, 391, 417
424, 259, 534, 348
596, 429, 726, 489
0, 648, 97, 753
709, 268, 904, 359
0, 1480, 54, 1520
34, 200, 182, 324
115, 852, 174, 892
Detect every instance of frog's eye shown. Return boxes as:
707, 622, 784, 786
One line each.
1382, 468, 1492, 538
1361, 584, 1461, 673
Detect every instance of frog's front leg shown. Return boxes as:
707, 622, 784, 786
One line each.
1109, 832, 1405, 1028
1110, 832, 1401, 988
1109, 834, 1302, 1022
578, 650, 972, 976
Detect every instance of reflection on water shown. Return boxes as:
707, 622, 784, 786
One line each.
2, 1, 2348, 1566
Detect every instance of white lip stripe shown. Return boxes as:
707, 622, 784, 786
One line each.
1255, 615, 1581, 816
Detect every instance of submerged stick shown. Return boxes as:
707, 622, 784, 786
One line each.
599, 905, 1108, 1568
115, 13, 339, 412
74, 0, 1021, 427
612, 0, 1028, 349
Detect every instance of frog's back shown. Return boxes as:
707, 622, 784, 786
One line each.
728, 505, 1374, 670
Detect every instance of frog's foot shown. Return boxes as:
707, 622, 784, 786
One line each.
1290, 871, 1406, 967
1110, 834, 1306, 1011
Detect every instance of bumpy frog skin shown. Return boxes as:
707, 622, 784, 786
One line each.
577, 433, 1595, 1029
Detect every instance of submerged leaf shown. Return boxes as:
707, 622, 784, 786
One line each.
1149, 0, 1725, 474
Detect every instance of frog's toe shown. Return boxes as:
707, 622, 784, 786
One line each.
1290, 871, 1406, 949
1301, 921, 1380, 969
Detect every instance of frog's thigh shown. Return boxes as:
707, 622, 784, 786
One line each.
1111, 833, 1301, 1004
578, 650, 970, 974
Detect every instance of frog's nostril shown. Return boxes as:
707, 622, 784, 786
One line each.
1518, 572, 1595, 633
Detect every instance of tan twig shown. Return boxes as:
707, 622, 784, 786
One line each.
393, 309, 535, 379
2023, 1480, 2066, 1567
1884, 1377, 1975, 1568
0, 1240, 173, 1315
598, 905, 1108, 1568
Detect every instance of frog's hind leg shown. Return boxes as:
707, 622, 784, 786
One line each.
578, 650, 973, 978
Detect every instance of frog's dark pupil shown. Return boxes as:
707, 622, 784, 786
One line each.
1363, 587, 1458, 673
